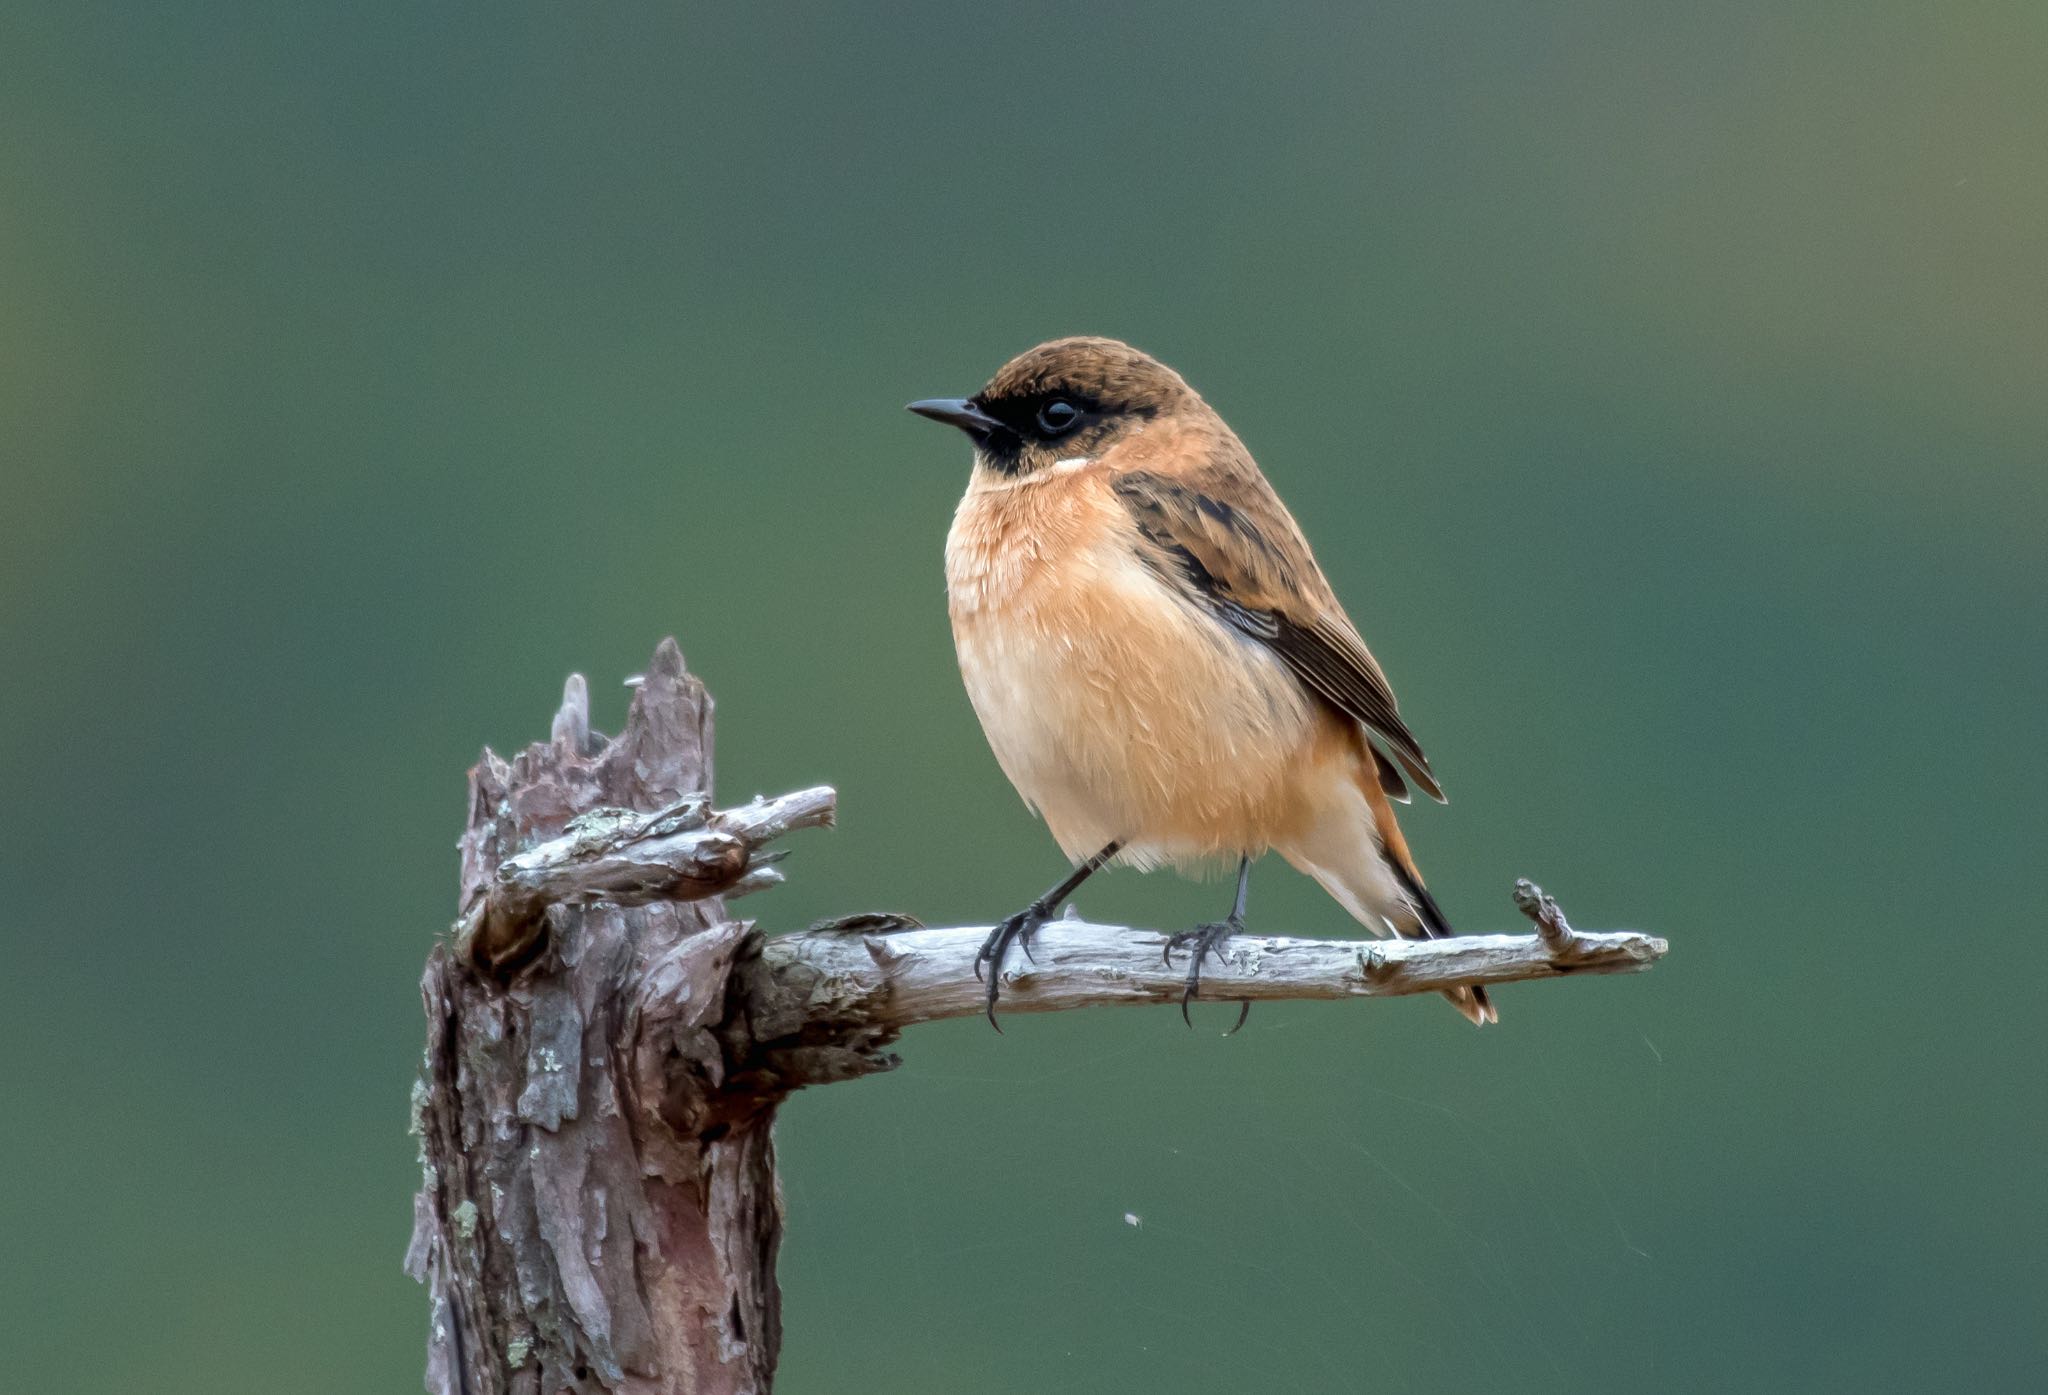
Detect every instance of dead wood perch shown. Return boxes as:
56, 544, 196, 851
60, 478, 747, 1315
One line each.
763, 915, 1662, 1028
408, 638, 1668, 1395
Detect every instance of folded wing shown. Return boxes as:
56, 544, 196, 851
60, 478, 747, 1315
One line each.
1110, 465, 1446, 803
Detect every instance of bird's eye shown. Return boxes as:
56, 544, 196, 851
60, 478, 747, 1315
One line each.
1035, 398, 1082, 436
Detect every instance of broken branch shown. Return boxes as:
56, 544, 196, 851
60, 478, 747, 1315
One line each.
458, 784, 836, 976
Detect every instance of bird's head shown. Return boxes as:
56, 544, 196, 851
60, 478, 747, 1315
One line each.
909, 336, 1196, 478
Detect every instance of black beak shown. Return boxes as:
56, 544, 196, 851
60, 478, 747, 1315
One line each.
907, 397, 1005, 442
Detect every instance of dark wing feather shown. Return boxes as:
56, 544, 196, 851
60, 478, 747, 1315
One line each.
1111, 466, 1446, 803
1266, 613, 1444, 802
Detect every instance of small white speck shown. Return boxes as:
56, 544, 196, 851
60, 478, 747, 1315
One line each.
1123, 1212, 1142, 1228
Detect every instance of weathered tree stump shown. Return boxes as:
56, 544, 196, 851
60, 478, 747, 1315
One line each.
407, 641, 878, 1395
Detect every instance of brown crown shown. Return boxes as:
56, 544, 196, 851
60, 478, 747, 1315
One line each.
979, 336, 1195, 414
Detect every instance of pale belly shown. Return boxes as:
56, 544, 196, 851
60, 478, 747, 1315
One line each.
949, 540, 1331, 869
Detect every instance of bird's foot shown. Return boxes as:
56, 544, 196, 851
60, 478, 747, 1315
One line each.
974, 901, 1055, 1032
1163, 917, 1251, 1034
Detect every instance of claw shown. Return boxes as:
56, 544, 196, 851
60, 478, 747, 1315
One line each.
981, 929, 1008, 1033
973, 842, 1125, 1033
1168, 917, 1252, 1034
976, 903, 1053, 1032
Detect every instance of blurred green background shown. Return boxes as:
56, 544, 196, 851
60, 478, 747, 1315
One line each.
4, 2, 2043, 1391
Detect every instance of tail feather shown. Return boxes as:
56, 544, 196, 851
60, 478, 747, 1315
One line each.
1380, 848, 1497, 1027
1279, 734, 1497, 1027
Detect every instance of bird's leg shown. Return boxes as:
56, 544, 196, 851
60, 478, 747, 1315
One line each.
1164, 855, 1254, 1033
976, 839, 1123, 1032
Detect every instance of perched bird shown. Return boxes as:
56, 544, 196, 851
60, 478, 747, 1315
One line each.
909, 337, 1493, 1030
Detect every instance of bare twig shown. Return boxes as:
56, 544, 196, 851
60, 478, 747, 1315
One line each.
1513, 877, 1596, 959
757, 911, 1666, 1033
